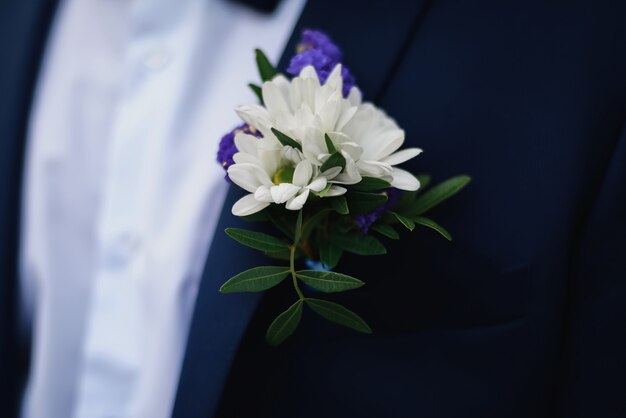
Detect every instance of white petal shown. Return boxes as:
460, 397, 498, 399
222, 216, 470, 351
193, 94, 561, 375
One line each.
391, 168, 421, 191
270, 183, 301, 203
254, 185, 274, 202
232, 194, 270, 216
336, 105, 358, 131
356, 160, 393, 178
332, 161, 362, 185
365, 129, 405, 160
339, 142, 363, 161
228, 163, 271, 193
292, 160, 313, 188
324, 185, 347, 197
262, 80, 291, 117
325, 64, 343, 91
280, 146, 303, 164
320, 166, 342, 179
307, 177, 327, 192
382, 148, 422, 166
299, 65, 320, 84
347, 87, 362, 106
234, 133, 260, 155
232, 152, 259, 165
235, 105, 271, 132
286, 189, 310, 210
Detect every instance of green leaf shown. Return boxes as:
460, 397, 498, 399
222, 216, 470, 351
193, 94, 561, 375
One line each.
220, 266, 290, 293
414, 216, 452, 241
248, 83, 263, 104
320, 152, 346, 172
225, 228, 289, 252
301, 208, 332, 240
352, 177, 391, 191
297, 270, 363, 293
329, 196, 349, 215
266, 300, 303, 346
255, 48, 278, 82
332, 232, 387, 255
271, 128, 302, 151
319, 240, 343, 268
391, 212, 415, 231
371, 223, 399, 239
294, 210, 303, 245
411, 175, 471, 215
325, 133, 337, 153
346, 192, 388, 215
305, 298, 372, 334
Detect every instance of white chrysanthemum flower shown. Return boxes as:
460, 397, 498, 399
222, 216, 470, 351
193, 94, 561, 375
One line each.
228, 63, 421, 216
228, 134, 336, 216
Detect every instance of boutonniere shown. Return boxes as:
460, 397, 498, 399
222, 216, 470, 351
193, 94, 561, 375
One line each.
216, 30, 470, 346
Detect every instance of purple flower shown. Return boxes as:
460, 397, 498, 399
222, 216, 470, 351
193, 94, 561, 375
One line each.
355, 188, 402, 232
298, 29, 343, 63
217, 123, 262, 182
287, 49, 333, 83
287, 29, 357, 98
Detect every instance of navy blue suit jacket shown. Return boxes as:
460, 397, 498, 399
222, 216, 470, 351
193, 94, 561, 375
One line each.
1, 0, 625, 417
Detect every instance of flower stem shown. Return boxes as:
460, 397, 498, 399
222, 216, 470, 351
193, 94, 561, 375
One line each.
290, 244, 304, 300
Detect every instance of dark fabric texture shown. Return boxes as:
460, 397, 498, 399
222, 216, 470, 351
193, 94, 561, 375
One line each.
1, 1, 625, 417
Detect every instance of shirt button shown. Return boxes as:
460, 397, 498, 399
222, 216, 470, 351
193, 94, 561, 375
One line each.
117, 231, 141, 255
103, 231, 141, 268
143, 45, 172, 71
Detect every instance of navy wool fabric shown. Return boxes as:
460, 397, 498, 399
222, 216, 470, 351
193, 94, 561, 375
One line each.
1, 1, 625, 417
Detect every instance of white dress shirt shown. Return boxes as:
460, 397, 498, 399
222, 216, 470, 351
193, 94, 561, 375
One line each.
18, 0, 305, 416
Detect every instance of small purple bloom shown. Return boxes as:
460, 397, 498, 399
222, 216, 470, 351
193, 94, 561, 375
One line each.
287, 49, 333, 83
287, 29, 357, 98
355, 188, 402, 233
298, 29, 343, 63
217, 123, 262, 182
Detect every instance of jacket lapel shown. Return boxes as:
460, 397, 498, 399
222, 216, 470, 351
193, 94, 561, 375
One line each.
172, 0, 433, 417
0, 0, 59, 414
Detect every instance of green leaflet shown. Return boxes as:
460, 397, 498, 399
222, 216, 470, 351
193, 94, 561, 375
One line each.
305, 298, 372, 334
320, 152, 346, 172
255, 48, 278, 82
271, 128, 302, 151
390, 212, 415, 231
346, 192, 388, 215
220, 266, 290, 293
225, 228, 289, 253
371, 223, 399, 239
352, 177, 391, 191
266, 300, 303, 346
297, 270, 363, 293
248, 83, 263, 104
331, 232, 387, 255
319, 240, 343, 268
411, 175, 471, 216
329, 196, 349, 215
414, 216, 452, 241
324, 133, 337, 153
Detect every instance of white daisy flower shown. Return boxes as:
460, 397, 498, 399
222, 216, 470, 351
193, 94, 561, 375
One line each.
228, 63, 421, 216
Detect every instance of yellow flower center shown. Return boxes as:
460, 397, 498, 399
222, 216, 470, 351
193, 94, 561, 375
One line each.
272, 166, 295, 185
